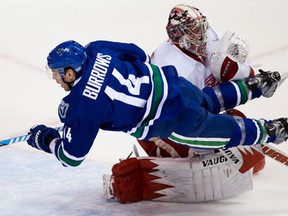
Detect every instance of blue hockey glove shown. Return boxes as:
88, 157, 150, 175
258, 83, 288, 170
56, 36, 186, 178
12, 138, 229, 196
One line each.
27, 124, 60, 153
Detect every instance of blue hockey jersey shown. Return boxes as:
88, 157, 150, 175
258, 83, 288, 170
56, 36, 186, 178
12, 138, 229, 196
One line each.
53, 41, 186, 166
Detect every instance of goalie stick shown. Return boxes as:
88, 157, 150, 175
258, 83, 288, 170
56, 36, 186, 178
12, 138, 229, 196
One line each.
261, 144, 288, 166
0, 126, 63, 146
219, 143, 288, 173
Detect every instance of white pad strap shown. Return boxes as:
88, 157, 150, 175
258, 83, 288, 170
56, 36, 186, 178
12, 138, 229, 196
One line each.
154, 138, 181, 158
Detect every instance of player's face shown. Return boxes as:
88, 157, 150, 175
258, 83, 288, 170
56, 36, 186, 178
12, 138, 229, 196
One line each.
52, 71, 71, 91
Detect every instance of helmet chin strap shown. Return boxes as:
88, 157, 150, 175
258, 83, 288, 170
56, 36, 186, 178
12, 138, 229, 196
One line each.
62, 68, 79, 90
62, 78, 74, 91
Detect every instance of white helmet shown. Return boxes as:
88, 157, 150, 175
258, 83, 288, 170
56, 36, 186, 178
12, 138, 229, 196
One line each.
166, 4, 208, 58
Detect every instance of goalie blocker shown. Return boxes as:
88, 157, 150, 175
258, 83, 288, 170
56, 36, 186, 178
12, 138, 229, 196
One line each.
103, 149, 253, 203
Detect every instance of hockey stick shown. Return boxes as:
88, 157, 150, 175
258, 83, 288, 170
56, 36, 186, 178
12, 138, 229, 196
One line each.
261, 144, 288, 166
219, 143, 288, 174
0, 126, 63, 146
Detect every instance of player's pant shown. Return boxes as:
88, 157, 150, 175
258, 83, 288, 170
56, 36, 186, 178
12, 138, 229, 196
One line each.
168, 77, 272, 148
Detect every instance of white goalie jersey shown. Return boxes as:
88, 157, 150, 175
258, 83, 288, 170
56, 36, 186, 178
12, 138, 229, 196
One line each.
152, 29, 253, 89
151, 27, 220, 89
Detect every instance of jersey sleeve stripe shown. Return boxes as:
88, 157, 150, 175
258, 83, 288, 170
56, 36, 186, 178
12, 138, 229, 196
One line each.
54, 141, 85, 167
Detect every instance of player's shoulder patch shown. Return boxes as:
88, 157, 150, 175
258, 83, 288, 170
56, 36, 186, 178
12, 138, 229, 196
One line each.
58, 100, 70, 119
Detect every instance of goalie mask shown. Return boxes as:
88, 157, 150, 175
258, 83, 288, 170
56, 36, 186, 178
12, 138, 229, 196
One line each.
166, 4, 208, 58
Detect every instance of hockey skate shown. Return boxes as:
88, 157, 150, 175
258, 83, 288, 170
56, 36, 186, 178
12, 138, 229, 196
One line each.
265, 118, 288, 144
245, 69, 281, 98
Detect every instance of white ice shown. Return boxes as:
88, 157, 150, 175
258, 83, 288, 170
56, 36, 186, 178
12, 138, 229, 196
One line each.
1, 0, 288, 215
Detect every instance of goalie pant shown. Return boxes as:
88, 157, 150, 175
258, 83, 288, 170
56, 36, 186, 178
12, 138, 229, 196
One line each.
103, 149, 253, 203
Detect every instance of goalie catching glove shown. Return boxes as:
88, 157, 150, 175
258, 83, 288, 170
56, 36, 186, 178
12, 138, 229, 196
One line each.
27, 124, 60, 153
210, 31, 254, 82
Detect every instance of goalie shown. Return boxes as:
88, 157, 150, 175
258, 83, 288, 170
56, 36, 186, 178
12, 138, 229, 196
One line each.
139, 4, 267, 171
108, 4, 279, 203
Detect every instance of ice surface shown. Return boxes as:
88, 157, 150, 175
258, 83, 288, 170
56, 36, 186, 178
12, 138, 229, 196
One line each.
1, 0, 288, 215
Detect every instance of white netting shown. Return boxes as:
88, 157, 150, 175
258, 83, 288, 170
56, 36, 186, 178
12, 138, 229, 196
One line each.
212, 31, 249, 63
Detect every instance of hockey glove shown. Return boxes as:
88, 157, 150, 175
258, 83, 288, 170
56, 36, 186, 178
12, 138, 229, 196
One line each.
27, 124, 60, 153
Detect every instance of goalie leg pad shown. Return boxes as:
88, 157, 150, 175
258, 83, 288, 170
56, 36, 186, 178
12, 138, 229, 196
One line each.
105, 152, 253, 203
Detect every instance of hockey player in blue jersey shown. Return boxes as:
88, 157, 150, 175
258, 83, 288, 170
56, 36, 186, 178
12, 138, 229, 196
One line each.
27, 40, 288, 167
